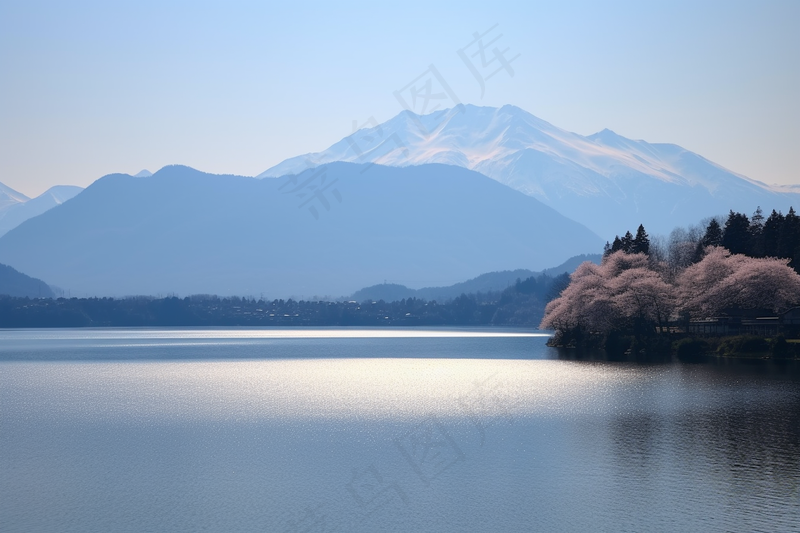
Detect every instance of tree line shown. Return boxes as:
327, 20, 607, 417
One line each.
0, 273, 569, 328
605, 207, 800, 276
694, 207, 800, 267
546, 207, 800, 356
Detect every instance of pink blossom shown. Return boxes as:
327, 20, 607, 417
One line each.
678, 247, 800, 316
541, 251, 674, 332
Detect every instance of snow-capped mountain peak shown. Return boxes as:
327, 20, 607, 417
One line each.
258, 104, 799, 237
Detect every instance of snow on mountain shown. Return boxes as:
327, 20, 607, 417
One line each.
0, 185, 83, 238
0, 182, 30, 210
259, 104, 799, 238
134, 169, 153, 177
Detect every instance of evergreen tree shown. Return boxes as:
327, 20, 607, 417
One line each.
620, 231, 634, 253
721, 210, 751, 255
749, 206, 765, 257
631, 224, 650, 255
763, 209, 784, 258
609, 235, 624, 254
701, 218, 724, 247
780, 207, 800, 261
693, 217, 725, 262
783, 208, 800, 272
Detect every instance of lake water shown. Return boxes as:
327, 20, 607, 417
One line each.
0, 328, 798, 532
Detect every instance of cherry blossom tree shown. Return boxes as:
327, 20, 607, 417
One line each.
678, 246, 800, 316
611, 267, 675, 332
542, 245, 800, 345
541, 251, 675, 335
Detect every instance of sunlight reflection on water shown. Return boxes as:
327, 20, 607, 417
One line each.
0, 329, 798, 533
0, 358, 639, 423
0, 327, 547, 340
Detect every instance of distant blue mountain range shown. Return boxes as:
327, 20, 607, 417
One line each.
0, 163, 602, 298
0, 263, 53, 298
350, 253, 601, 303
0, 183, 83, 238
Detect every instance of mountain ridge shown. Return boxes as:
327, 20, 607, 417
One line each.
0, 184, 84, 238
350, 253, 602, 303
0, 263, 54, 298
258, 104, 798, 237
0, 163, 602, 298
0, 182, 30, 210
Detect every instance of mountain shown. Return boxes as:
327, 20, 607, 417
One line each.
350, 253, 601, 302
540, 253, 602, 277
0, 263, 54, 298
0, 185, 83, 237
0, 164, 602, 298
258, 104, 800, 238
0, 182, 29, 210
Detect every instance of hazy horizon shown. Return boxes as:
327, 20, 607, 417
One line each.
1, 0, 798, 197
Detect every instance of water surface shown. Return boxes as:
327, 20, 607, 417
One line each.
1, 328, 798, 532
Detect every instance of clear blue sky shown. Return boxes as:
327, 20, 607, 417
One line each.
1, 0, 797, 196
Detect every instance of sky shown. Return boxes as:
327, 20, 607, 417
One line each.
1, 0, 798, 197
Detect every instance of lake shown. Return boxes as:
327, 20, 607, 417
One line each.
0, 328, 798, 532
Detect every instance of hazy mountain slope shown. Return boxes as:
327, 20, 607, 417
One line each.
350, 253, 602, 303
0, 182, 29, 211
259, 105, 799, 238
0, 185, 83, 237
539, 253, 602, 277
351, 269, 537, 303
0, 164, 602, 298
0, 263, 54, 298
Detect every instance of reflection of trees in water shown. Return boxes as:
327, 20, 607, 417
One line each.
611, 415, 664, 473
551, 345, 671, 363
608, 393, 800, 528
695, 403, 799, 492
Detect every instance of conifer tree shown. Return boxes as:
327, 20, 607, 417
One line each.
701, 218, 724, 247
721, 210, 751, 255
632, 224, 650, 255
780, 207, 800, 264
749, 206, 765, 257
609, 236, 623, 255
620, 231, 634, 252
763, 209, 784, 258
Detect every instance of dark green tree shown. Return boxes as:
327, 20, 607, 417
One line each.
780, 207, 800, 264
763, 209, 784, 258
631, 224, 650, 255
693, 217, 724, 262
721, 210, 751, 255
749, 206, 765, 257
620, 231, 634, 252
702, 218, 724, 247
609, 235, 624, 255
